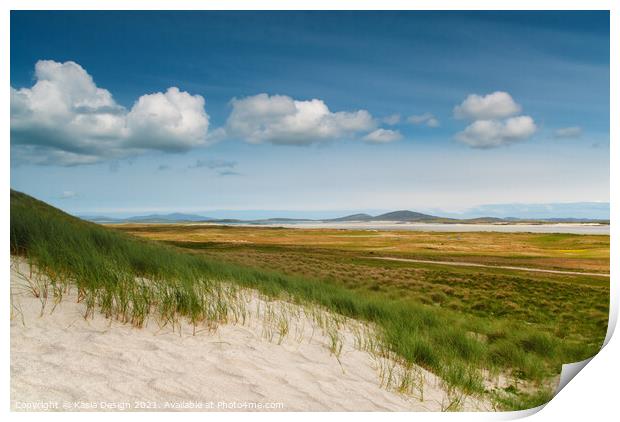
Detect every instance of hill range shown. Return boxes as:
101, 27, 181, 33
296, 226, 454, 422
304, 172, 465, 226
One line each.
80, 209, 609, 225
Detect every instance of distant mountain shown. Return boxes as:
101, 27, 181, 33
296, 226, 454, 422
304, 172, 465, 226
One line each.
82, 213, 212, 223
371, 210, 438, 221
81, 209, 609, 225
80, 215, 123, 223
328, 213, 373, 222
126, 213, 212, 222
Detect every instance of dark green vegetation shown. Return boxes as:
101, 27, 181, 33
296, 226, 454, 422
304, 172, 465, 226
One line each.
11, 190, 609, 410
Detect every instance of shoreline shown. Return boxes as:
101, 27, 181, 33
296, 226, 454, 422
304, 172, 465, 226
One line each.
111, 221, 610, 235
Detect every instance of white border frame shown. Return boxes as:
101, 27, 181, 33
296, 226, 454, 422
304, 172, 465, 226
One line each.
2, 2, 617, 422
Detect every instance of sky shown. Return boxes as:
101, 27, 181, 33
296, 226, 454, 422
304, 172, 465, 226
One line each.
10, 11, 610, 219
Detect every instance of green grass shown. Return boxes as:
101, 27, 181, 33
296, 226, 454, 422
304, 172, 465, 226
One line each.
10, 190, 607, 410
153, 241, 608, 347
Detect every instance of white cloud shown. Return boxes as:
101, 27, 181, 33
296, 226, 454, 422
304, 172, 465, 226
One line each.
363, 129, 403, 143
453, 91, 536, 148
553, 126, 582, 139
126, 87, 209, 152
453, 91, 521, 120
225, 93, 376, 145
382, 114, 401, 125
11, 60, 210, 166
455, 116, 537, 148
407, 112, 440, 127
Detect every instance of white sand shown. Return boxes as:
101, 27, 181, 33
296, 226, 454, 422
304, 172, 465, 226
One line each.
10, 259, 491, 411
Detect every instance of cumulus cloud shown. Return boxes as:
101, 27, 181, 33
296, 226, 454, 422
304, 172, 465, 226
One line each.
125, 87, 209, 152
454, 91, 536, 148
455, 116, 537, 148
224, 93, 376, 145
553, 126, 582, 139
363, 129, 403, 143
453, 91, 521, 120
407, 113, 440, 128
382, 114, 401, 125
11, 60, 210, 166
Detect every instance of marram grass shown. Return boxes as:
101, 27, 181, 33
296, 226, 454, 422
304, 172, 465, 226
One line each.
10, 190, 603, 410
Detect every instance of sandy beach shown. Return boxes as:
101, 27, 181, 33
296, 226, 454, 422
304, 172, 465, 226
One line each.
10, 259, 492, 412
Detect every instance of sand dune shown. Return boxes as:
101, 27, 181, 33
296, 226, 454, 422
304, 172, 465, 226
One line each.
10, 259, 491, 411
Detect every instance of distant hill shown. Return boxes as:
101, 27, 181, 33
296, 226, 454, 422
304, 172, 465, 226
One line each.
127, 213, 212, 223
328, 213, 373, 222
328, 210, 445, 223
80, 209, 609, 225
82, 213, 212, 223
372, 210, 438, 221
80, 215, 122, 223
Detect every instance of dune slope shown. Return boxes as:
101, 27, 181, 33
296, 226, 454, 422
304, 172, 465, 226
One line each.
11, 259, 490, 412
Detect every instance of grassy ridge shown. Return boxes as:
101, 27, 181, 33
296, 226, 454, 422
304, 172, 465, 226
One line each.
10, 190, 605, 410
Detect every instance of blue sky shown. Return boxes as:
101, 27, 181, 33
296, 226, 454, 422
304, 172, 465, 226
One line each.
10, 11, 610, 219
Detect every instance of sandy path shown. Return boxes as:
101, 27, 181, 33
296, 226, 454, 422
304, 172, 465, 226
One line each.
371, 257, 610, 278
10, 259, 491, 412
